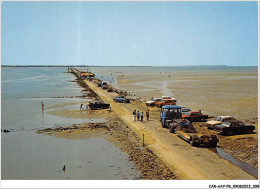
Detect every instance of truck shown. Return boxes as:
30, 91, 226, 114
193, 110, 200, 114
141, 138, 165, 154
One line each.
175, 121, 219, 147
160, 105, 182, 129
160, 105, 219, 147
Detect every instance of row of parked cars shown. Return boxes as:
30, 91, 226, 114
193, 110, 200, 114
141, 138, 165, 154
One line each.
206, 116, 255, 136
145, 96, 177, 107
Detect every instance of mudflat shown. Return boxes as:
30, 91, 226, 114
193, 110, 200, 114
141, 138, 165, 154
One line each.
115, 68, 258, 120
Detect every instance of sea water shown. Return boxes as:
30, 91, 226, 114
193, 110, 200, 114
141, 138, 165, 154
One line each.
1, 67, 140, 180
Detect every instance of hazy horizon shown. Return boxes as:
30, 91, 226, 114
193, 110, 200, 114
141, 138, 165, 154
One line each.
2, 1, 258, 66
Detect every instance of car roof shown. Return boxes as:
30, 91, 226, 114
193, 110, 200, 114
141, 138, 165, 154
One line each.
162, 105, 182, 109
218, 116, 235, 119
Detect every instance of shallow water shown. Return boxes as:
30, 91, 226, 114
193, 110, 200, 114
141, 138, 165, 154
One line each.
2, 132, 140, 180
214, 148, 258, 179
1, 67, 140, 180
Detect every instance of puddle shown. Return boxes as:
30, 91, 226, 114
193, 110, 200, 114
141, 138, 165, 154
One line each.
212, 147, 258, 179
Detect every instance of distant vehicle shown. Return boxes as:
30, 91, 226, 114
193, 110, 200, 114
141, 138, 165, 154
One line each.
97, 80, 102, 87
156, 99, 176, 108
206, 116, 237, 129
101, 81, 108, 89
160, 105, 182, 128
181, 107, 192, 115
161, 96, 171, 100
182, 111, 208, 122
80, 72, 95, 78
161, 96, 177, 102
213, 121, 255, 136
113, 95, 130, 103
175, 121, 219, 147
107, 88, 113, 92
145, 98, 161, 106
91, 101, 110, 110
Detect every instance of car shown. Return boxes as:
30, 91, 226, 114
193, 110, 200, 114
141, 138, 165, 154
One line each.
161, 96, 177, 102
101, 81, 108, 89
182, 111, 208, 122
181, 107, 192, 115
113, 95, 130, 103
206, 116, 237, 129
145, 98, 161, 106
90, 101, 110, 110
97, 80, 102, 87
155, 99, 176, 108
213, 121, 255, 136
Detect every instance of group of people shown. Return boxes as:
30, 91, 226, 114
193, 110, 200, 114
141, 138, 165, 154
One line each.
133, 109, 149, 122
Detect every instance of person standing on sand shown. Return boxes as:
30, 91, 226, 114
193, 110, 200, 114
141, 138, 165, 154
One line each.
137, 110, 140, 121
141, 112, 144, 122
80, 104, 84, 110
133, 110, 136, 121
41, 102, 44, 110
146, 109, 149, 121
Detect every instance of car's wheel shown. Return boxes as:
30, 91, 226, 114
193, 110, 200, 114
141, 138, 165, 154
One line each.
248, 130, 254, 134
211, 142, 218, 148
190, 135, 198, 146
122, 100, 125, 103
169, 125, 174, 133
161, 122, 166, 128
169, 123, 177, 133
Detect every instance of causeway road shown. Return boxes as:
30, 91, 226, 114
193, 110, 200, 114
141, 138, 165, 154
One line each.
82, 78, 255, 180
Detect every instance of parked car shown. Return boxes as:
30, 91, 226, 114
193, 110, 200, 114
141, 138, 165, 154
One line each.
214, 121, 255, 136
182, 111, 208, 122
101, 81, 108, 89
181, 107, 192, 115
206, 116, 237, 129
113, 95, 130, 103
107, 88, 113, 92
156, 99, 176, 108
161, 96, 177, 102
146, 98, 161, 106
97, 80, 102, 87
90, 101, 110, 110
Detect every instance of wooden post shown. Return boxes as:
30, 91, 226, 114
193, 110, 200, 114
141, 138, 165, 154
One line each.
143, 133, 144, 146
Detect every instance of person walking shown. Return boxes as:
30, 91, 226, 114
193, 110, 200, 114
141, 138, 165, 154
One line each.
146, 109, 149, 121
133, 110, 136, 121
41, 102, 44, 110
137, 110, 140, 121
80, 104, 84, 110
141, 112, 144, 122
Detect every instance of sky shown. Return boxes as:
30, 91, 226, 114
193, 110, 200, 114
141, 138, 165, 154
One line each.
1, 1, 258, 66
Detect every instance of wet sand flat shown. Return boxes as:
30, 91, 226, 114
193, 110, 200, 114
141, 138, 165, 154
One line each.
115, 68, 258, 120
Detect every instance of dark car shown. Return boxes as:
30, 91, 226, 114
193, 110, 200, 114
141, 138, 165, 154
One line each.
91, 101, 110, 110
181, 107, 192, 115
113, 95, 130, 103
182, 111, 208, 122
214, 121, 255, 136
